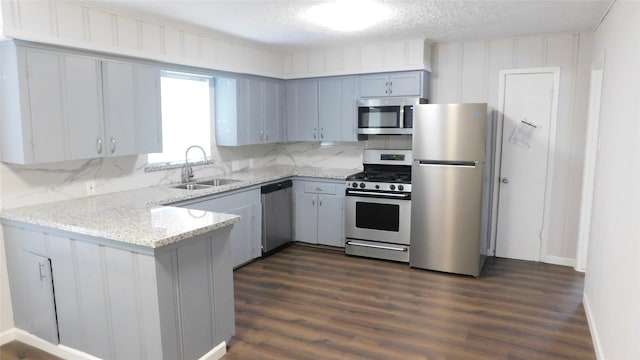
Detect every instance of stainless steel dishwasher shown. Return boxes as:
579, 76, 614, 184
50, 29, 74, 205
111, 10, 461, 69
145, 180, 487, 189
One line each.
261, 180, 293, 256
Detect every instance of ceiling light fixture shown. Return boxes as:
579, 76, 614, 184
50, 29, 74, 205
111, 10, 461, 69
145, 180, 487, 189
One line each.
304, 0, 390, 32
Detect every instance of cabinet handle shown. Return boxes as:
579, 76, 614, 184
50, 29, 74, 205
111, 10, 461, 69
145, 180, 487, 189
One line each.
38, 261, 47, 280
265, 130, 269, 141
96, 137, 103, 154
315, 187, 323, 191
319, 196, 323, 206
389, 81, 393, 95
313, 128, 317, 139
110, 137, 116, 154
312, 196, 316, 206
385, 81, 388, 95
320, 128, 324, 139
259, 130, 263, 141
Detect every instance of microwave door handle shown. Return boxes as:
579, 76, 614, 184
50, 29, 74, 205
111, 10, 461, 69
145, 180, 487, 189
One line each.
399, 105, 405, 128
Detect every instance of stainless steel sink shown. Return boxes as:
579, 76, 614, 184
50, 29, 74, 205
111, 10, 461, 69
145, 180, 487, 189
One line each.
172, 183, 213, 191
195, 179, 241, 186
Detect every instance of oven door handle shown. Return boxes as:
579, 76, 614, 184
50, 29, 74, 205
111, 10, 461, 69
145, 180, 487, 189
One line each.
346, 190, 411, 199
346, 241, 408, 252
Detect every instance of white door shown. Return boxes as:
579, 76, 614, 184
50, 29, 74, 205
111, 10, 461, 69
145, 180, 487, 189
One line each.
495, 71, 557, 261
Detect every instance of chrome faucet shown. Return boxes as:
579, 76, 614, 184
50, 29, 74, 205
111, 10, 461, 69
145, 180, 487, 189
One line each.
182, 145, 209, 183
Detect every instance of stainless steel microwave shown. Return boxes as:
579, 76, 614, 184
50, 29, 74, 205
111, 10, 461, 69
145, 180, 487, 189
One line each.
357, 97, 428, 135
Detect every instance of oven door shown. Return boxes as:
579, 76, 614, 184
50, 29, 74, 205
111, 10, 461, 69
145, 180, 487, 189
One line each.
345, 192, 411, 245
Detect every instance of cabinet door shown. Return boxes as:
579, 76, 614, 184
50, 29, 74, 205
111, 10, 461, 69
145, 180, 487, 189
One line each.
64, 55, 103, 160
228, 205, 255, 268
340, 77, 358, 142
359, 73, 389, 97
247, 78, 266, 144
319, 76, 358, 142
24, 49, 67, 163
134, 64, 162, 154
294, 192, 318, 244
263, 80, 284, 143
22, 251, 59, 344
285, 81, 298, 141
318, 78, 342, 141
215, 77, 241, 146
317, 194, 344, 247
388, 72, 421, 96
102, 61, 137, 156
288, 80, 318, 142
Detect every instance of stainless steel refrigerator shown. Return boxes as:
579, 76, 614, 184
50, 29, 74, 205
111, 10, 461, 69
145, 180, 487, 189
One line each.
410, 103, 492, 277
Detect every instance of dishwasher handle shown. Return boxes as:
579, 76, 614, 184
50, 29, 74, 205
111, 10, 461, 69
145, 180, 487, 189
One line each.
261, 179, 293, 194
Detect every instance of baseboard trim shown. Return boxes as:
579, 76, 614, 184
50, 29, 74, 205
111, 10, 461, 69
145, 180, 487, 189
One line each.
198, 341, 227, 360
543, 255, 576, 267
4, 328, 227, 360
11, 328, 100, 360
0, 328, 16, 345
583, 294, 604, 359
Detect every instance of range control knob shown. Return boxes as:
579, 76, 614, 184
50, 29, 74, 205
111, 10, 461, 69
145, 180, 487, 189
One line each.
352, 182, 358, 188
398, 185, 404, 191
389, 184, 396, 191
375, 184, 380, 189
359, 183, 366, 189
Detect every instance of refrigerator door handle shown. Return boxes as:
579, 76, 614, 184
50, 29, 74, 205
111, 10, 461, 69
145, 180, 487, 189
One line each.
417, 160, 478, 168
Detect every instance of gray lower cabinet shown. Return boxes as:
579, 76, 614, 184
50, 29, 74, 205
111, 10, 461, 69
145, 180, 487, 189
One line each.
0, 40, 162, 164
19, 251, 59, 344
293, 180, 345, 247
173, 188, 262, 268
2, 222, 235, 360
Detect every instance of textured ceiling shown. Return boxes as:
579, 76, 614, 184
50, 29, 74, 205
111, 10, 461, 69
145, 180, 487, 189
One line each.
93, 0, 611, 49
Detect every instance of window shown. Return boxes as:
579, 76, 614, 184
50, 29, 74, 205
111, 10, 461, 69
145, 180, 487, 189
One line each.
147, 71, 212, 165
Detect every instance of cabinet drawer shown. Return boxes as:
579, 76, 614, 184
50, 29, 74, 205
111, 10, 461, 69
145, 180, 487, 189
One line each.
304, 182, 336, 195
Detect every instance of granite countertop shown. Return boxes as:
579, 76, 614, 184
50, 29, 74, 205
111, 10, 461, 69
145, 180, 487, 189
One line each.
0, 165, 360, 249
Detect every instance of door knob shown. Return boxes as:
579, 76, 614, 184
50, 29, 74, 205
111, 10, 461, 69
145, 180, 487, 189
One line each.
501, 177, 509, 184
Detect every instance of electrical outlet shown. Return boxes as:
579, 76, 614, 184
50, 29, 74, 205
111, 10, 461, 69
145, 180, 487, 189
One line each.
85, 180, 96, 195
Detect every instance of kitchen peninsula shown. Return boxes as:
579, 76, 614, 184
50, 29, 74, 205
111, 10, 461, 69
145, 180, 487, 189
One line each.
0, 165, 357, 360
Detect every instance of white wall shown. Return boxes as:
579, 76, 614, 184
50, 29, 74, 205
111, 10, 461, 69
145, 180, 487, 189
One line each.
430, 33, 592, 265
0, 0, 285, 77
583, 2, 640, 359
283, 38, 431, 78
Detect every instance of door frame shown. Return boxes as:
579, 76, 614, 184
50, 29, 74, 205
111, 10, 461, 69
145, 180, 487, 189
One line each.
575, 53, 606, 272
489, 67, 561, 262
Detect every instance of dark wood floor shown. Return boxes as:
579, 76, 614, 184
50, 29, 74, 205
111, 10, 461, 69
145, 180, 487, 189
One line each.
224, 244, 594, 360
0, 244, 594, 360
0, 341, 63, 360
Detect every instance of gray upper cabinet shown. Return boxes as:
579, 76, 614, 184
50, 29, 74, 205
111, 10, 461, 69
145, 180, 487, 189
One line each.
360, 71, 430, 98
286, 79, 319, 142
0, 40, 162, 164
215, 76, 284, 146
318, 76, 358, 142
287, 76, 358, 142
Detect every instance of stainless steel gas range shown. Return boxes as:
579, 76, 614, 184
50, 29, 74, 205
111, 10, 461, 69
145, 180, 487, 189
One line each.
344, 149, 412, 262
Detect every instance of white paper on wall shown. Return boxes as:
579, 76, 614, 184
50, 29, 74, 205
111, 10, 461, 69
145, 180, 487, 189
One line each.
509, 118, 541, 148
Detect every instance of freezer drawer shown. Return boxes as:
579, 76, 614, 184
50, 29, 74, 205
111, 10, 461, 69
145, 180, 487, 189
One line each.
409, 161, 484, 276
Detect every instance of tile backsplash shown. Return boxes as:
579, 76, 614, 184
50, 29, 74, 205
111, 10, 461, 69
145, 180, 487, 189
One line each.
0, 136, 412, 209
